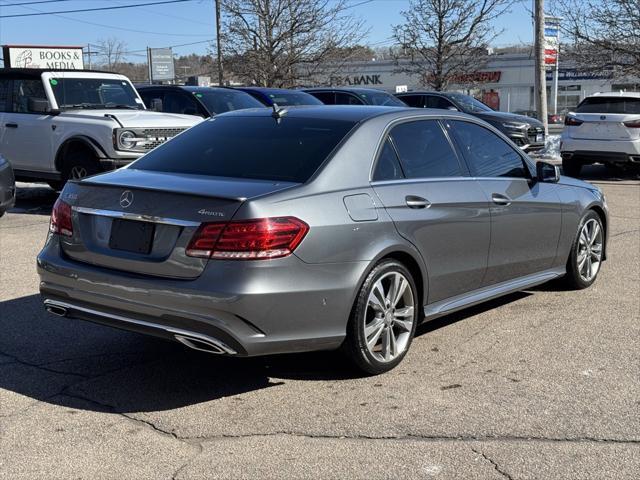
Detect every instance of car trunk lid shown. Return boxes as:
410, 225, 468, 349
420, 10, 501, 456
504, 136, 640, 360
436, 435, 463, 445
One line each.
60, 168, 298, 279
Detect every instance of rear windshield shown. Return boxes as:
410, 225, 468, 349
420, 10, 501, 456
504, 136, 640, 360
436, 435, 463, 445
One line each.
131, 116, 357, 183
576, 97, 640, 114
195, 90, 264, 114
264, 91, 323, 106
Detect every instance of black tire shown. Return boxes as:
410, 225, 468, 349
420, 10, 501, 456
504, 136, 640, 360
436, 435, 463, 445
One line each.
562, 157, 582, 177
343, 259, 419, 375
61, 147, 101, 183
47, 180, 64, 192
563, 210, 604, 290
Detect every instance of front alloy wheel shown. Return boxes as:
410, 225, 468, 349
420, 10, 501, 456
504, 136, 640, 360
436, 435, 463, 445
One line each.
344, 260, 419, 375
564, 211, 604, 289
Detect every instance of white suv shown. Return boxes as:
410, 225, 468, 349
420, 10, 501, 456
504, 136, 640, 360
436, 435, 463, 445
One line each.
0, 69, 202, 188
560, 92, 640, 176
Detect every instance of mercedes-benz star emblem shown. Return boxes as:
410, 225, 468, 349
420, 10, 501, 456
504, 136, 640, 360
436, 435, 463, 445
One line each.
120, 190, 134, 209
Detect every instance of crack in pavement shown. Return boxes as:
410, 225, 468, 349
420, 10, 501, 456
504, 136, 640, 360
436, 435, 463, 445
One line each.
610, 229, 640, 238
472, 447, 514, 480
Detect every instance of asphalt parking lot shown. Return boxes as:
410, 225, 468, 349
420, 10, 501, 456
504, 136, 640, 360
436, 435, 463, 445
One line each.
1, 166, 639, 479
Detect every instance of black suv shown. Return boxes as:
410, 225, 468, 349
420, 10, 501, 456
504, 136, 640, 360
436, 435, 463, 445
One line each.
396, 91, 545, 152
136, 85, 264, 118
303, 87, 407, 107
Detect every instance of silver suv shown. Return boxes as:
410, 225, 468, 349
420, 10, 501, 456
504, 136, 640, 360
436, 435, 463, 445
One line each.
0, 69, 201, 189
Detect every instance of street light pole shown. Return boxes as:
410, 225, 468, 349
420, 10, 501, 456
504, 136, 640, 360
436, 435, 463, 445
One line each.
215, 0, 224, 86
534, 0, 548, 134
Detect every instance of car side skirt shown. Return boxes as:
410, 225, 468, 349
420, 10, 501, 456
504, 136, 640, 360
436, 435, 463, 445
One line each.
423, 266, 566, 321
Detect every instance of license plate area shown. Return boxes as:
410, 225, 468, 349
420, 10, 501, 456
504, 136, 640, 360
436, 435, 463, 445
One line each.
109, 219, 155, 254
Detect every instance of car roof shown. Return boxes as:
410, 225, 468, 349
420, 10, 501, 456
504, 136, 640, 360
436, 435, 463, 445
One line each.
0, 68, 116, 78
218, 104, 473, 123
303, 87, 394, 95
135, 85, 238, 93
589, 91, 640, 99
237, 86, 308, 94
396, 91, 462, 98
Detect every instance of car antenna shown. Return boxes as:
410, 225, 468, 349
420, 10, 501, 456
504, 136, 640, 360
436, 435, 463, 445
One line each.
271, 102, 287, 123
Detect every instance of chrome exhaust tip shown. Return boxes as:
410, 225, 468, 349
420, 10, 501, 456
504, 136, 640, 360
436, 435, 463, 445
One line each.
174, 334, 229, 355
46, 304, 68, 317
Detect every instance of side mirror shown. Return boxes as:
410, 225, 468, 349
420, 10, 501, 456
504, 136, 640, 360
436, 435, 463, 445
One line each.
149, 98, 163, 112
28, 97, 53, 114
536, 161, 560, 183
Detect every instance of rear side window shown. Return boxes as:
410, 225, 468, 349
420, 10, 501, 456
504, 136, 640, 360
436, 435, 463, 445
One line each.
335, 92, 364, 105
373, 138, 404, 181
426, 96, 456, 110
576, 97, 640, 114
398, 95, 424, 108
308, 91, 335, 104
389, 120, 462, 178
450, 121, 528, 178
132, 116, 357, 183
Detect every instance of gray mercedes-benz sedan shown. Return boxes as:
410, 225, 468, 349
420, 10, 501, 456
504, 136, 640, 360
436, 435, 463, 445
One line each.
38, 106, 608, 374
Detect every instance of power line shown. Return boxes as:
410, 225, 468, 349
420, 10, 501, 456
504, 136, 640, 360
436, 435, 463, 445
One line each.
0, 0, 197, 18
0, 0, 75, 6
4, 1, 213, 36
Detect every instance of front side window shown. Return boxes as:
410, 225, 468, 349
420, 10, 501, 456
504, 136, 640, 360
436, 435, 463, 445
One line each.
446, 93, 492, 113
132, 116, 357, 183
163, 92, 201, 116
398, 95, 424, 108
373, 138, 404, 181
426, 96, 457, 110
12, 79, 47, 113
50, 78, 142, 110
450, 120, 528, 178
389, 120, 462, 179
356, 91, 406, 107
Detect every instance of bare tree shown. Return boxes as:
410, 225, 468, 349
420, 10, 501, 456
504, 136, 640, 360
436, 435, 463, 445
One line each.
555, 0, 640, 78
220, 0, 367, 87
96, 37, 127, 71
392, 0, 513, 91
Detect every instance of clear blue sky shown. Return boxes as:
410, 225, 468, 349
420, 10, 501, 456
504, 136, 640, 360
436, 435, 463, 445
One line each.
0, 0, 534, 61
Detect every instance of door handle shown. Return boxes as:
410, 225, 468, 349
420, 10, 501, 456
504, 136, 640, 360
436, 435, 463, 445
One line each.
491, 193, 511, 206
405, 195, 430, 209
5, 123, 18, 128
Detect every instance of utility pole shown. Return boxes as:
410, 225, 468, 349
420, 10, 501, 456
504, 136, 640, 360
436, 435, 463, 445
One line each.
534, 0, 548, 134
87, 43, 92, 69
215, 0, 224, 86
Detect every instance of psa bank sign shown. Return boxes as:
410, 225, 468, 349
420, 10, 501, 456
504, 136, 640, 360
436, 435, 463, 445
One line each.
3, 45, 84, 69
330, 74, 383, 86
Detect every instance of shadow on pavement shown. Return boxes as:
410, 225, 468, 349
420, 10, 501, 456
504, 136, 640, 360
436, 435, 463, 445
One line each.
0, 290, 533, 413
9, 183, 58, 216
571, 164, 640, 182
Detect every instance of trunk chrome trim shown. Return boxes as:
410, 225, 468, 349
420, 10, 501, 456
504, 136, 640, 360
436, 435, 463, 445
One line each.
73, 206, 200, 227
43, 299, 237, 355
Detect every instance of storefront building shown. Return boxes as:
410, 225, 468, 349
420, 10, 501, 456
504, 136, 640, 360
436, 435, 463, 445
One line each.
327, 53, 640, 114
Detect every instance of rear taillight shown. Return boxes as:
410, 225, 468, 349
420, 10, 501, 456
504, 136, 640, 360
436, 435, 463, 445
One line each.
565, 116, 583, 126
50, 198, 73, 237
623, 119, 640, 128
186, 217, 309, 260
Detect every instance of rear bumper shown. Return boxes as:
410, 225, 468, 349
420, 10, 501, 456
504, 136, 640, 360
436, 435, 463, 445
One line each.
37, 235, 367, 356
560, 137, 640, 163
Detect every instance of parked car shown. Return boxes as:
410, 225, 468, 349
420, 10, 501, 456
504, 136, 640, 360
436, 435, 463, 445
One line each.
0, 69, 201, 189
560, 92, 640, 177
39, 106, 608, 375
235, 87, 323, 107
396, 91, 546, 152
514, 109, 564, 124
0, 155, 16, 217
303, 87, 407, 107
137, 85, 264, 118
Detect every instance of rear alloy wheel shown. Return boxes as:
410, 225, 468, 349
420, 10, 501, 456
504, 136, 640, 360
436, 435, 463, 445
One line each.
61, 148, 101, 184
564, 211, 604, 289
562, 158, 582, 177
344, 260, 419, 375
